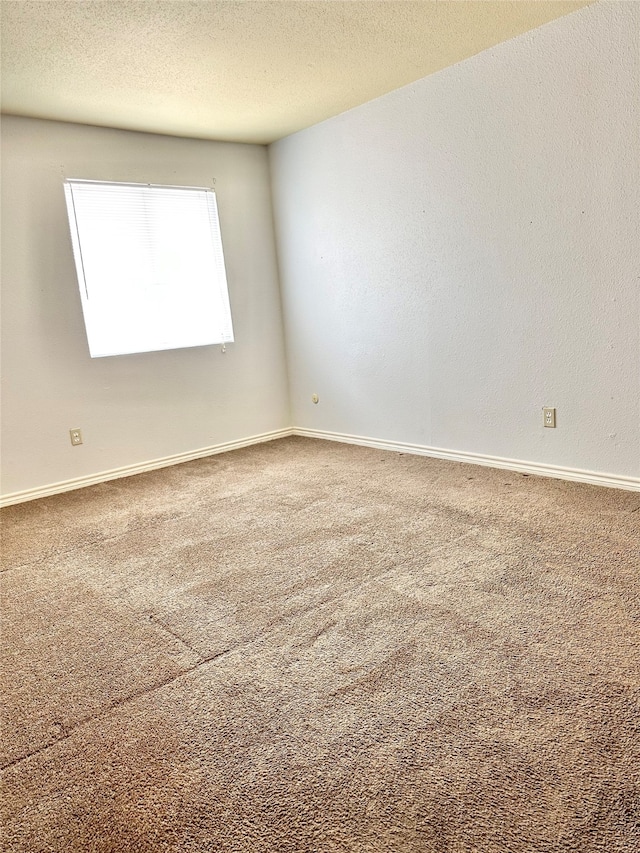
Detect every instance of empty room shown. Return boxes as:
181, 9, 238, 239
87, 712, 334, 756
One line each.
1, 1, 638, 851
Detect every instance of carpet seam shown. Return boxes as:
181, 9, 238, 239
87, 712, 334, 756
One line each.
0, 648, 233, 772
2, 580, 374, 771
0, 528, 538, 767
147, 612, 205, 656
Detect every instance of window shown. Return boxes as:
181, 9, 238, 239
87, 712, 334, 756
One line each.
63, 179, 234, 358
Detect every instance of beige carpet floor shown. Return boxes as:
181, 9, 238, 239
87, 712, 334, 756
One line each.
1, 436, 639, 852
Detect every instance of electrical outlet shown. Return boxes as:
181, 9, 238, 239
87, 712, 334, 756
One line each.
69, 428, 83, 446
543, 407, 556, 428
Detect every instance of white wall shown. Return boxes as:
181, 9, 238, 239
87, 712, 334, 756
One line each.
270, 2, 639, 480
1, 117, 289, 497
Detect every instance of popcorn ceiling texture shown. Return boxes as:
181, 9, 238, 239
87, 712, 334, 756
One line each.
1, 0, 590, 143
2, 437, 639, 851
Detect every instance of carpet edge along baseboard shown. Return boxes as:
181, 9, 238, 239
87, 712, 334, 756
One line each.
2, 427, 638, 506
293, 428, 640, 493
0, 429, 294, 507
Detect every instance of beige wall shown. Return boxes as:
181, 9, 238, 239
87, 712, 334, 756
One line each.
1, 117, 290, 498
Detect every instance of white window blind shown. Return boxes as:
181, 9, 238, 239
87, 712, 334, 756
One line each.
63, 179, 234, 358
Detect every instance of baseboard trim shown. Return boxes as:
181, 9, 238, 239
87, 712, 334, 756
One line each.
0, 428, 294, 507
3, 426, 638, 506
292, 428, 640, 492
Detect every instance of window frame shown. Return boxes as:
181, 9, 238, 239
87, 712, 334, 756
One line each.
63, 178, 234, 358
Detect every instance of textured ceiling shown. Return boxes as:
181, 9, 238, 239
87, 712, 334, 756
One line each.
1, 1, 592, 145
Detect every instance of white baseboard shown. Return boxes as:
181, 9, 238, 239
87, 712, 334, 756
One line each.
3, 426, 638, 506
292, 427, 640, 492
0, 428, 294, 507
